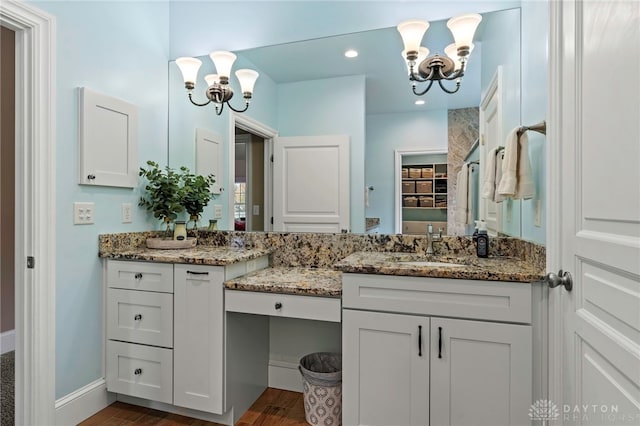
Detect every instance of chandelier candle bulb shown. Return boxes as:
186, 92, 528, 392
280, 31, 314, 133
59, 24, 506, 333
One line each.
397, 12, 481, 96
176, 50, 259, 115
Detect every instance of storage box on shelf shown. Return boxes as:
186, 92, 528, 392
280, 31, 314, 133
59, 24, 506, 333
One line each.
401, 162, 447, 210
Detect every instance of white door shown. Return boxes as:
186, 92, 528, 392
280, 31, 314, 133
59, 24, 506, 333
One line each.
430, 317, 532, 426
550, 1, 640, 424
173, 264, 225, 414
273, 135, 350, 233
196, 128, 224, 194
342, 309, 429, 426
479, 67, 503, 236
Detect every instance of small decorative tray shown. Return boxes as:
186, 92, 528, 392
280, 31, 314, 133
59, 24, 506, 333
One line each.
146, 237, 197, 249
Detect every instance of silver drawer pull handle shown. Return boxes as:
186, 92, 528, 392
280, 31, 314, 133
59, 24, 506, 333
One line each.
134, 314, 142, 321
275, 302, 282, 310
134, 368, 142, 375
134, 273, 143, 280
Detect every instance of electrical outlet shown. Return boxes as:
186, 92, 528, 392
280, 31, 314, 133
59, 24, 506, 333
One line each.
253, 205, 260, 215
534, 200, 542, 227
73, 202, 94, 225
506, 199, 512, 223
214, 204, 223, 219
122, 203, 132, 223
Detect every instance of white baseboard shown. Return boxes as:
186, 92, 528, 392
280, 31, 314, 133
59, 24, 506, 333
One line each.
55, 378, 114, 426
268, 360, 303, 393
0, 329, 15, 354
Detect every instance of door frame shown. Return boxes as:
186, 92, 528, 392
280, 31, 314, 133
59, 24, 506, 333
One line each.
0, 1, 56, 425
547, 0, 565, 415
228, 112, 277, 231
394, 148, 447, 234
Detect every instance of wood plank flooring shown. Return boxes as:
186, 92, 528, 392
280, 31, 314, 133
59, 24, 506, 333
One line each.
79, 388, 308, 426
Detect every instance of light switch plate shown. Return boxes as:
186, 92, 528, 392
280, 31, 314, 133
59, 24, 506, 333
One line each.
122, 203, 132, 223
74, 202, 94, 224
534, 200, 542, 227
253, 205, 260, 215
214, 204, 223, 219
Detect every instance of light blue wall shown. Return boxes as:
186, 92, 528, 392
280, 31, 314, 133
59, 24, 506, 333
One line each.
29, 0, 170, 399
365, 110, 448, 234
520, 0, 548, 244
479, 7, 523, 237
277, 75, 366, 233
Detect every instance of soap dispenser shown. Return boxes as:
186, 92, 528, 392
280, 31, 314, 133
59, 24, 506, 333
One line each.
476, 220, 489, 258
472, 220, 481, 244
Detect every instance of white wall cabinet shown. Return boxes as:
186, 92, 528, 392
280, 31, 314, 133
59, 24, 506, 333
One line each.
342, 273, 533, 426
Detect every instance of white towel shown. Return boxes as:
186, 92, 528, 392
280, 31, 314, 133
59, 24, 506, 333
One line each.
455, 163, 473, 225
515, 133, 535, 199
494, 151, 505, 203
497, 128, 535, 199
481, 147, 497, 200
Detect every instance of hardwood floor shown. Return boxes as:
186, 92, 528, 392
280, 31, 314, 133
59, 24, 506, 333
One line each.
79, 388, 308, 426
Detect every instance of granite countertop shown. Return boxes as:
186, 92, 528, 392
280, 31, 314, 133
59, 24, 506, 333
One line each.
99, 246, 272, 266
224, 267, 342, 297
334, 251, 544, 283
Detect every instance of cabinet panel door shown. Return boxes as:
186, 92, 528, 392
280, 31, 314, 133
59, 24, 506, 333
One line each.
173, 265, 225, 414
343, 310, 429, 426
430, 318, 532, 426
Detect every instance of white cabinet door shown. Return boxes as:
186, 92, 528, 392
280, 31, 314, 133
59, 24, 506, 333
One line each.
173, 264, 225, 414
343, 309, 429, 426
196, 128, 224, 194
273, 135, 350, 233
430, 317, 532, 426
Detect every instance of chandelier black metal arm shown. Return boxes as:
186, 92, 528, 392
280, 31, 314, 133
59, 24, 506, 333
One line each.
186, 83, 251, 116
408, 55, 466, 96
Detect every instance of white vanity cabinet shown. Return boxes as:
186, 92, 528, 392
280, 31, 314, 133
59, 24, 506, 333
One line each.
104, 256, 269, 416
342, 273, 533, 426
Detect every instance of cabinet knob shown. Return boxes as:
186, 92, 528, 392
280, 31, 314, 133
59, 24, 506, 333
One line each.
87, 174, 96, 180
275, 302, 282, 310
134, 314, 142, 321
134, 368, 142, 376
134, 273, 143, 280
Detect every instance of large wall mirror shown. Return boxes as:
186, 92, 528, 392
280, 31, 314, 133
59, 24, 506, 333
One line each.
168, 7, 527, 238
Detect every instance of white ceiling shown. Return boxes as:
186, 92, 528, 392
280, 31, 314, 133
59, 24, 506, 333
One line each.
233, 14, 494, 115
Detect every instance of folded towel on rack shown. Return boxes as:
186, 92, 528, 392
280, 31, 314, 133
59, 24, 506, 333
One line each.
497, 128, 536, 199
455, 163, 473, 225
481, 147, 504, 202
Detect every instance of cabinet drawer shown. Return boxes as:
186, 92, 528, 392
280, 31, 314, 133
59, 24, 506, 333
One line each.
342, 273, 532, 324
106, 341, 173, 404
225, 290, 341, 322
107, 288, 173, 347
107, 260, 173, 293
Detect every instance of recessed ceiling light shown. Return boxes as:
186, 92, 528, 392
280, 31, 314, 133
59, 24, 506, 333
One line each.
415, 100, 425, 105
344, 49, 358, 58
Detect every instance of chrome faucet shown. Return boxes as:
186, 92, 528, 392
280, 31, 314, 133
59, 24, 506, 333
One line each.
425, 223, 442, 256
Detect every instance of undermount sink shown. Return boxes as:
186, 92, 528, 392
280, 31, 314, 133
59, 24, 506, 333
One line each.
397, 260, 466, 268
381, 253, 467, 268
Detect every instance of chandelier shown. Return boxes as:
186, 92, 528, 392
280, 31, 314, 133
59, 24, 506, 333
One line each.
176, 51, 259, 115
398, 13, 482, 96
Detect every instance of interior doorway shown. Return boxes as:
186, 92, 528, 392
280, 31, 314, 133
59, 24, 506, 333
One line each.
234, 128, 266, 231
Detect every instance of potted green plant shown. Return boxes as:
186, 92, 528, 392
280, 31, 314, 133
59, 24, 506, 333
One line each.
138, 160, 184, 237
180, 167, 216, 230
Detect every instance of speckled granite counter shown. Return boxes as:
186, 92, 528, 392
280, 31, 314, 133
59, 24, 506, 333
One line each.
334, 251, 544, 283
225, 267, 342, 297
99, 245, 272, 266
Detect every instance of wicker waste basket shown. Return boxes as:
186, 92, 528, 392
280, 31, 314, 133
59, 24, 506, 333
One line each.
299, 352, 342, 426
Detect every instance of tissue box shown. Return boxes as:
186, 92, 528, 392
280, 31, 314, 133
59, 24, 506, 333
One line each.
416, 181, 433, 193
402, 181, 416, 194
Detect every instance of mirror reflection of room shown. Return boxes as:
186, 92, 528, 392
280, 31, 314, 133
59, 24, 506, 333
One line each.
234, 128, 266, 232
